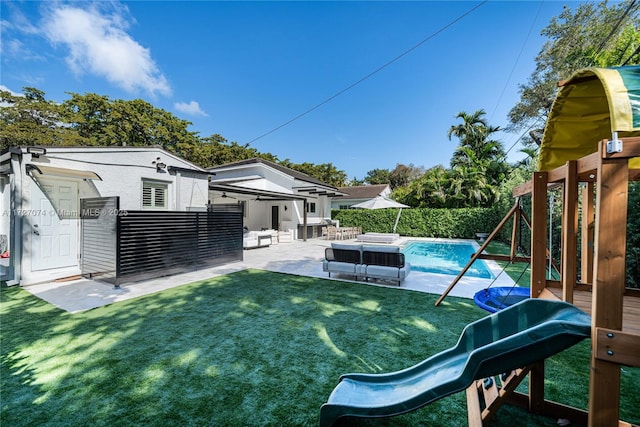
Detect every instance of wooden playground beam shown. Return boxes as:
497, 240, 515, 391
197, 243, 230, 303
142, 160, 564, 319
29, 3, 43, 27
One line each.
434, 200, 521, 306
476, 254, 530, 263
594, 328, 640, 368
510, 201, 520, 260
601, 136, 640, 160
466, 367, 532, 426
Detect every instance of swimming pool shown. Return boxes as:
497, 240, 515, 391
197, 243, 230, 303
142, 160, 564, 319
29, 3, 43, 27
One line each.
402, 240, 494, 279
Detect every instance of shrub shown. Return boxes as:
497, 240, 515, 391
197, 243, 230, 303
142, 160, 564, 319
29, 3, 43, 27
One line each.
332, 206, 507, 240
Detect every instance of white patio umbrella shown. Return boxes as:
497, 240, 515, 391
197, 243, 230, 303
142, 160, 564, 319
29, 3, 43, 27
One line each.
351, 196, 409, 233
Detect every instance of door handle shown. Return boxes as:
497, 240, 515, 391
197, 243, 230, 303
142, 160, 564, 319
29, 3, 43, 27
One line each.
33, 230, 40, 235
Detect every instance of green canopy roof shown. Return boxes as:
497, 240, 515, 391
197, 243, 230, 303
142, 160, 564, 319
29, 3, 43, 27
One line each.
539, 65, 640, 171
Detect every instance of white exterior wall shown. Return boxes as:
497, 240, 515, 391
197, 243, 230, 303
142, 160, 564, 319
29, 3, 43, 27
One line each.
209, 162, 333, 236
6, 147, 209, 286
26, 147, 209, 211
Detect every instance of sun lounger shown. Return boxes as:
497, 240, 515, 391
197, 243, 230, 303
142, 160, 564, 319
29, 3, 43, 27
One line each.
356, 232, 399, 244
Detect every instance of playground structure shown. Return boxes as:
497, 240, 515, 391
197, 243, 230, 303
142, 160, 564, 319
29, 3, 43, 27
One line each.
440, 66, 640, 426
320, 66, 640, 426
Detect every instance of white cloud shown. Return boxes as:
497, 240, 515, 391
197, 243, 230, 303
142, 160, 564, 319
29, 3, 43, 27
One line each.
0, 85, 23, 96
41, 4, 171, 97
174, 101, 208, 117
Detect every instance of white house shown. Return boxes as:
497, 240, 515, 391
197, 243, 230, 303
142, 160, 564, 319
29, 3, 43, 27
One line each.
207, 158, 345, 239
0, 146, 210, 286
331, 184, 391, 209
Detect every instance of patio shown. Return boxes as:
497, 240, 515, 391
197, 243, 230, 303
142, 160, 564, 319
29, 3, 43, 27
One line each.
23, 237, 514, 313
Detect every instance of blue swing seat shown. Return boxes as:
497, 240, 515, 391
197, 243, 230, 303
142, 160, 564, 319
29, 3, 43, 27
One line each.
474, 287, 530, 313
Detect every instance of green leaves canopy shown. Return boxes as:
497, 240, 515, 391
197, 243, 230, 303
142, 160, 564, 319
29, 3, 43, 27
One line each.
0, 88, 348, 187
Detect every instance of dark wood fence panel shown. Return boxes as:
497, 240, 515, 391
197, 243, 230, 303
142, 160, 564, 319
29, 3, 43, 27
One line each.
116, 205, 243, 284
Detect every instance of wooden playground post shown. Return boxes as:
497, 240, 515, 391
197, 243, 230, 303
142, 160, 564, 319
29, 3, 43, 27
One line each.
561, 160, 579, 303
530, 172, 548, 299
588, 142, 629, 426
580, 181, 595, 285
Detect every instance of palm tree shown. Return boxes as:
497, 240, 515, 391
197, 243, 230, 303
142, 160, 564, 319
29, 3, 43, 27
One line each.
446, 109, 508, 207
448, 110, 504, 168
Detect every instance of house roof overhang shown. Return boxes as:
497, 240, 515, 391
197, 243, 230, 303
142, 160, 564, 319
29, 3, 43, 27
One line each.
292, 186, 348, 197
209, 184, 308, 201
207, 158, 348, 196
167, 165, 212, 176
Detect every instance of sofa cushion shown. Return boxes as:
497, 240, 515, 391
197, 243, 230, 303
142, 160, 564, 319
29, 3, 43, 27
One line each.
331, 243, 362, 251
326, 246, 362, 264
365, 264, 400, 279
325, 261, 358, 274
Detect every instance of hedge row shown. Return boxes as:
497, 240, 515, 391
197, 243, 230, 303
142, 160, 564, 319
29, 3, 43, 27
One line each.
332, 206, 510, 240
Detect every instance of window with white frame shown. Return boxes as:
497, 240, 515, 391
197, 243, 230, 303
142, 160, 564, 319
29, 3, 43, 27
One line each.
142, 181, 168, 210
306, 202, 316, 213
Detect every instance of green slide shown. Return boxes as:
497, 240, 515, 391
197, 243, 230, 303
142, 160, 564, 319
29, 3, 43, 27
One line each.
319, 299, 591, 427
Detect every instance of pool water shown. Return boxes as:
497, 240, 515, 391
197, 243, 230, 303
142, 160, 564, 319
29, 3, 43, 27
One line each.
402, 240, 494, 279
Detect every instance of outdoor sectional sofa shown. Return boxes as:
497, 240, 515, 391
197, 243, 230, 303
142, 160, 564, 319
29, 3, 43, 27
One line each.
243, 230, 273, 249
322, 242, 411, 285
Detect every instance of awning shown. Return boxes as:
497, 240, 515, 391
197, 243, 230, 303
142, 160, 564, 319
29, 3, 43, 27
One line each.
539, 65, 640, 171
26, 164, 102, 181
292, 186, 349, 197
209, 184, 308, 201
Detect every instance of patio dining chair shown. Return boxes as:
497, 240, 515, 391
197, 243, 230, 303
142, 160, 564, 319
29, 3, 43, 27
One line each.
321, 226, 329, 240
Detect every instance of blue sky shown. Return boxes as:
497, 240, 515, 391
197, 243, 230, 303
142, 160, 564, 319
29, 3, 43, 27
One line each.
1, 1, 586, 180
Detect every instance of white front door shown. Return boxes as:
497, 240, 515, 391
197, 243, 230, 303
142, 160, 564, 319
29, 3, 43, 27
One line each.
31, 180, 79, 271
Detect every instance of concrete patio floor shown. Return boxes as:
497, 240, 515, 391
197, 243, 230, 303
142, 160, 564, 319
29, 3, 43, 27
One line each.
24, 237, 515, 313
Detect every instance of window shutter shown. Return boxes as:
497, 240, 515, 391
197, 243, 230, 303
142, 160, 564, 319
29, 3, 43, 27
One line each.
143, 185, 152, 207
154, 187, 165, 208
142, 181, 168, 209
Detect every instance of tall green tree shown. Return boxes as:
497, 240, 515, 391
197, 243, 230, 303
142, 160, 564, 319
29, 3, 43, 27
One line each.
364, 168, 391, 185
179, 134, 277, 168
0, 87, 83, 150
0, 87, 351, 186
279, 160, 347, 188
393, 165, 460, 209
63, 93, 200, 154
347, 177, 365, 186
508, 0, 640, 133
389, 163, 424, 190
448, 110, 504, 168
447, 109, 508, 207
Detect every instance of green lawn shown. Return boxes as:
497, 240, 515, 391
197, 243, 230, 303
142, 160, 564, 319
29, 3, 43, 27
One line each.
2, 270, 638, 426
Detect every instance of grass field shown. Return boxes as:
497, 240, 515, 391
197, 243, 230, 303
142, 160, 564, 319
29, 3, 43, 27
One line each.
2, 269, 638, 426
